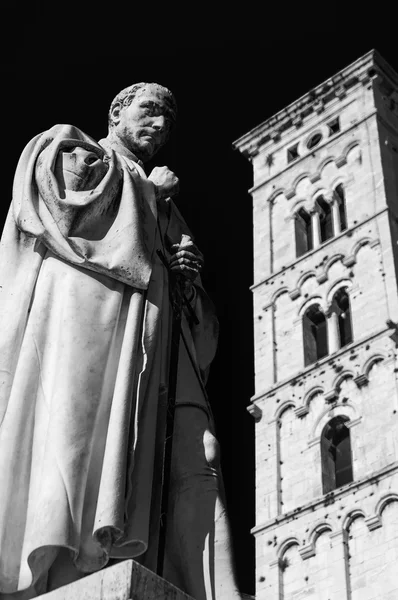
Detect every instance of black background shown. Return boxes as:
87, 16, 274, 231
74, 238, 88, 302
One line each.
1, 9, 395, 595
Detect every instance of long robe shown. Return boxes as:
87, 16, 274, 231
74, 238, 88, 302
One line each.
0, 125, 218, 594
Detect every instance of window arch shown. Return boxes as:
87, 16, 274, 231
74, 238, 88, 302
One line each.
332, 287, 353, 348
334, 183, 347, 231
321, 416, 353, 493
303, 304, 328, 366
317, 196, 334, 243
295, 207, 313, 257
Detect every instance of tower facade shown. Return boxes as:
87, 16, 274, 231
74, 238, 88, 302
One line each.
234, 50, 398, 599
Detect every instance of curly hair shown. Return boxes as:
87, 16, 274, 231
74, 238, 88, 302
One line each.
108, 82, 177, 128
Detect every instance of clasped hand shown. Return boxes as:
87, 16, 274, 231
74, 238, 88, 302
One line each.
169, 236, 204, 282
148, 167, 204, 283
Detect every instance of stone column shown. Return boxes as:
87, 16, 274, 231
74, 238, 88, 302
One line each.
311, 210, 321, 248
328, 309, 340, 354
255, 417, 282, 522
260, 558, 282, 600
332, 200, 341, 236
328, 531, 352, 600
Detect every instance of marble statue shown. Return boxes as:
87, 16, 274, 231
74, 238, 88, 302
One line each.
0, 83, 244, 600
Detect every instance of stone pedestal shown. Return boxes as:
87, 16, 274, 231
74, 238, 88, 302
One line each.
38, 560, 194, 600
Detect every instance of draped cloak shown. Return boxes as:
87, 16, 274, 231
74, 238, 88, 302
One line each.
0, 125, 218, 594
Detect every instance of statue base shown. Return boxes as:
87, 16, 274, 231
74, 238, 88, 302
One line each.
38, 560, 194, 600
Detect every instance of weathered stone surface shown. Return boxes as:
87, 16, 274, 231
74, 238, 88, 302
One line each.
235, 50, 398, 599
39, 560, 194, 600
0, 82, 243, 600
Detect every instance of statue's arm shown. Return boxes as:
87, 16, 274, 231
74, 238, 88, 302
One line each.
11, 125, 153, 289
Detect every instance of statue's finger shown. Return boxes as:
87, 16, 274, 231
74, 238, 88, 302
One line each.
169, 250, 202, 263
169, 264, 198, 279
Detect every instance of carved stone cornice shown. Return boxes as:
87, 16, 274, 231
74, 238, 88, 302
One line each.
309, 171, 321, 184
234, 50, 398, 160
247, 403, 263, 422
354, 373, 369, 388
324, 390, 338, 404
365, 515, 382, 531
295, 405, 309, 418
335, 154, 347, 168
299, 544, 316, 560
251, 461, 398, 536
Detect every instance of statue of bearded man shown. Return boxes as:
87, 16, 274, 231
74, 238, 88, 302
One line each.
0, 82, 245, 600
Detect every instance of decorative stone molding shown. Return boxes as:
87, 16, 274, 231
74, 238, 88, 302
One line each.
247, 403, 263, 421
335, 154, 347, 168
251, 462, 398, 537
387, 319, 398, 346
329, 530, 345, 540
308, 436, 321, 449
346, 284, 360, 299
292, 114, 303, 128
324, 390, 338, 403
309, 172, 321, 183
313, 99, 325, 114
284, 213, 296, 223
345, 416, 362, 429
246, 145, 259, 158
389, 329, 398, 346
285, 188, 296, 200
365, 515, 382, 531
316, 272, 328, 284
323, 191, 335, 205
262, 302, 273, 313
233, 51, 382, 161
270, 130, 281, 143
289, 288, 301, 301
342, 255, 356, 268
358, 71, 371, 85
354, 373, 369, 388
299, 544, 316, 560
335, 85, 347, 99
250, 325, 393, 407
295, 405, 309, 418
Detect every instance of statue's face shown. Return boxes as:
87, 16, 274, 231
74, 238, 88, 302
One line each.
112, 84, 175, 162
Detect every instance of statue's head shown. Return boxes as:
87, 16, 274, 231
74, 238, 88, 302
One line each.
108, 82, 177, 162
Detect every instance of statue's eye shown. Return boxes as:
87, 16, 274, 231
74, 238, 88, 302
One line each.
141, 102, 159, 116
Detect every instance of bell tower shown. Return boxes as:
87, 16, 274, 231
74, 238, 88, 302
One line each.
234, 50, 398, 599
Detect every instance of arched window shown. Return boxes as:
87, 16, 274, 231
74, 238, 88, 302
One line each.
321, 416, 353, 493
334, 184, 347, 231
333, 287, 353, 347
317, 196, 334, 243
295, 208, 313, 257
303, 304, 328, 366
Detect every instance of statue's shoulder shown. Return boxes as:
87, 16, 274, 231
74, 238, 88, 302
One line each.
25, 125, 107, 167
43, 124, 100, 147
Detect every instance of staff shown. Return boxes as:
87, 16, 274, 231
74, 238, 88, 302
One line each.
156, 235, 198, 576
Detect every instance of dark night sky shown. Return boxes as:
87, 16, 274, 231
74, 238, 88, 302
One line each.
0, 10, 394, 595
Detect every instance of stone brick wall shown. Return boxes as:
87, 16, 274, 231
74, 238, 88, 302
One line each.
238, 52, 398, 600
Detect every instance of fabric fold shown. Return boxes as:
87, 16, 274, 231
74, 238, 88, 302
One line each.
0, 125, 219, 595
